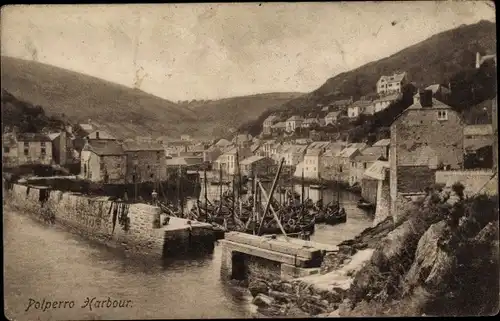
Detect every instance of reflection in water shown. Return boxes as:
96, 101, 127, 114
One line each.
4, 180, 373, 320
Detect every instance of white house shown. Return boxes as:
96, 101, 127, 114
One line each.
325, 111, 341, 125
373, 93, 401, 113
348, 100, 373, 118
302, 148, 323, 179
286, 116, 303, 132
376, 72, 408, 95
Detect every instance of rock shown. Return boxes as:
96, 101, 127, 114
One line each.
404, 220, 456, 295
286, 306, 310, 318
252, 294, 275, 308
249, 280, 269, 297
268, 290, 294, 303
281, 282, 294, 295
301, 302, 327, 315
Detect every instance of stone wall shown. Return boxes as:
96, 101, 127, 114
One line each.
5, 183, 212, 259
373, 180, 391, 227
435, 169, 497, 196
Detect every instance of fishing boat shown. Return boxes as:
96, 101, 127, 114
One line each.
309, 184, 327, 190
357, 199, 375, 210
210, 180, 230, 186
324, 208, 347, 225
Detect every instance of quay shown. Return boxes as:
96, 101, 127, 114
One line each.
3, 183, 216, 259
220, 232, 337, 282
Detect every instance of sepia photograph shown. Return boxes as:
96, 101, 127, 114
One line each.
1, 2, 498, 319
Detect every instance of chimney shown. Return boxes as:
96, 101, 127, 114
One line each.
419, 89, 433, 108
96, 131, 100, 139
476, 52, 481, 69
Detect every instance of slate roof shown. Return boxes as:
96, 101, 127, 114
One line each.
406, 98, 453, 111
361, 146, 385, 156
215, 138, 231, 147
85, 141, 124, 156
354, 154, 382, 162
166, 157, 203, 166
363, 161, 390, 180
374, 93, 400, 104
426, 84, 451, 95
349, 100, 373, 109
373, 139, 391, 147
16, 133, 51, 142
272, 121, 286, 128
240, 155, 266, 165
287, 115, 303, 121
326, 111, 341, 118
464, 124, 493, 136
336, 147, 359, 158
464, 138, 494, 151
378, 72, 407, 84
329, 99, 353, 107
123, 141, 164, 151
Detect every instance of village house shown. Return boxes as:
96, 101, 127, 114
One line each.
349, 153, 384, 186
213, 146, 253, 175
84, 129, 116, 141
301, 149, 323, 179
424, 84, 451, 102
389, 89, 464, 216
286, 116, 303, 133
301, 118, 320, 129
215, 138, 232, 149
325, 111, 341, 125
361, 161, 390, 223
47, 130, 77, 166
463, 124, 494, 154
372, 138, 391, 159
232, 133, 253, 148
376, 72, 408, 95
348, 100, 373, 118
14, 133, 53, 166
240, 155, 275, 177
281, 145, 307, 167
166, 156, 204, 173
203, 146, 223, 164
263, 115, 279, 135
271, 121, 287, 135
330, 147, 362, 183
319, 142, 348, 180
373, 93, 401, 113
328, 97, 354, 110
80, 140, 126, 183
180, 135, 191, 142
2, 133, 18, 167
122, 141, 167, 184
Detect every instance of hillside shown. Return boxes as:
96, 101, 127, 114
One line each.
240, 20, 497, 136
0, 56, 301, 139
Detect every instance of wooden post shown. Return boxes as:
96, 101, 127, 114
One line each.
204, 167, 209, 219
257, 158, 285, 235
218, 164, 223, 214
301, 168, 305, 205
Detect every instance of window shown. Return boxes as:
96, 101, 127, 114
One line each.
24, 142, 29, 148
4, 146, 10, 153
364, 163, 367, 169
339, 165, 343, 172
41, 148, 46, 156
437, 110, 448, 120
84, 164, 87, 175
100, 162, 105, 171
24, 148, 29, 156
351, 162, 355, 167
41, 142, 46, 147
156, 151, 161, 160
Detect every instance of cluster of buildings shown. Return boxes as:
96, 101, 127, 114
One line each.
262, 72, 415, 137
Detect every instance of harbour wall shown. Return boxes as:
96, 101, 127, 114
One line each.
4, 183, 214, 260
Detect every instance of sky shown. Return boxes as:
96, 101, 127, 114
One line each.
1, 2, 496, 102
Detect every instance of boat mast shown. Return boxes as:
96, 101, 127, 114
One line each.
301, 168, 305, 206
257, 158, 285, 236
204, 166, 208, 220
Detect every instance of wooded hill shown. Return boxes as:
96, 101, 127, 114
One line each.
1, 56, 301, 139
239, 20, 497, 138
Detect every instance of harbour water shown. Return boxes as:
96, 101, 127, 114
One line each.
4, 184, 372, 320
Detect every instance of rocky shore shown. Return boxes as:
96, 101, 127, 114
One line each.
246, 183, 499, 317
246, 217, 395, 317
